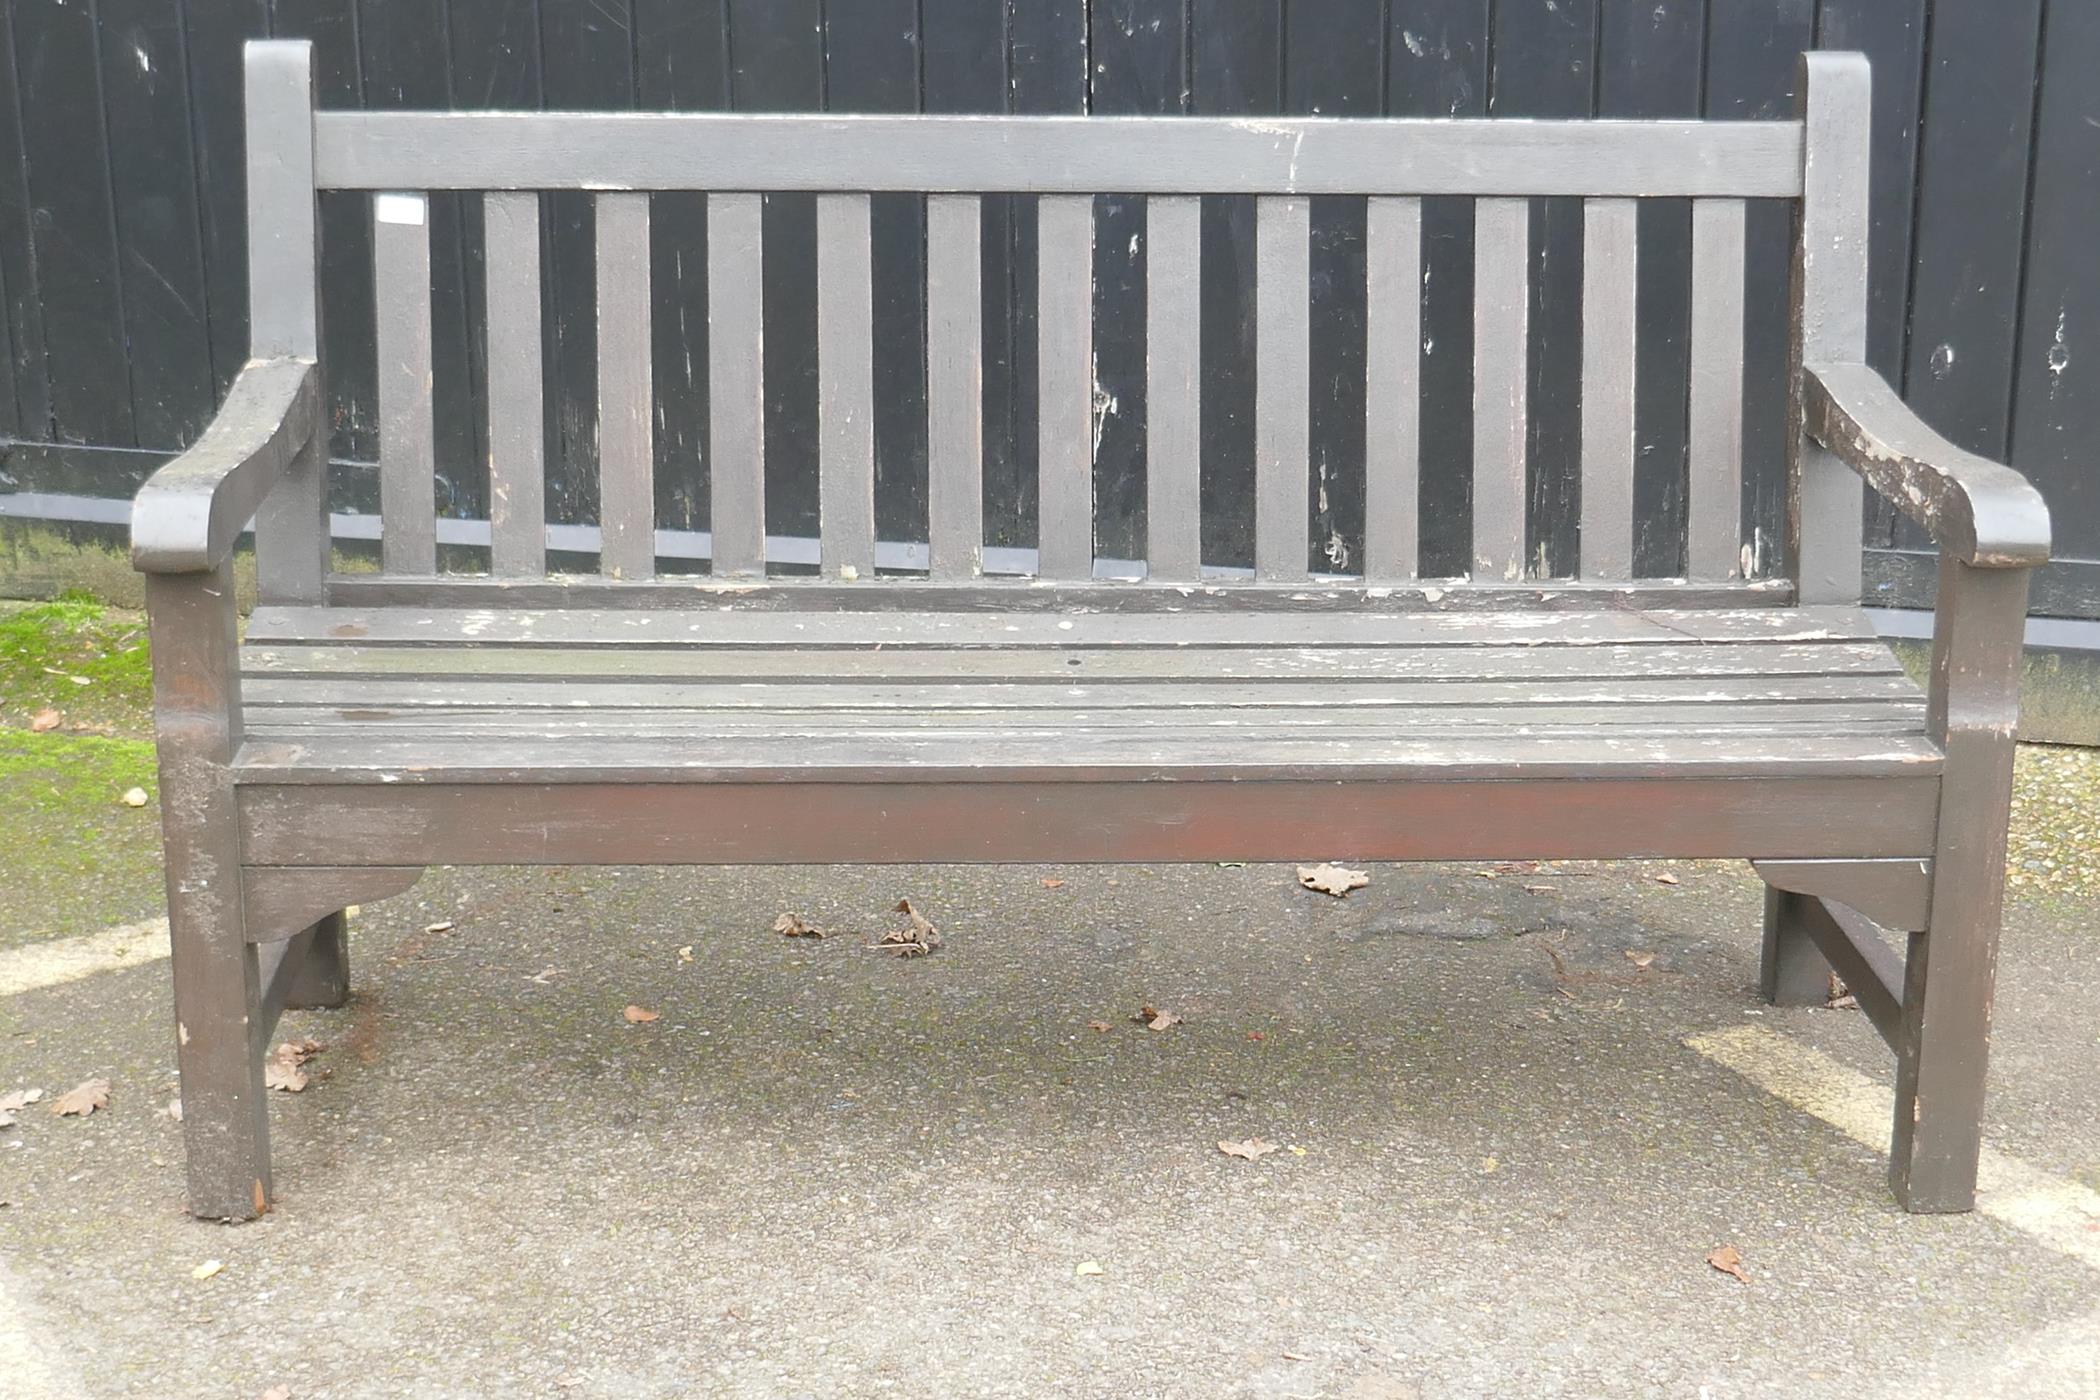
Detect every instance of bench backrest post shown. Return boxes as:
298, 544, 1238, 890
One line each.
245, 40, 328, 604
1790, 51, 1871, 606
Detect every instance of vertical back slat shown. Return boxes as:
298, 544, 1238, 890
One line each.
1364, 196, 1422, 582
707, 193, 766, 577
1793, 52, 1872, 604
595, 191, 654, 580
818, 192, 876, 578
1036, 194, 1095, 579
1579, 197, 1638, 580
483, 191, 544, 577
373, 191, 436, 575
1145, 195, 1202, 582
926, 194, 983, 580
1689, 197, 1747, 579
1471, 197, 1530, 581
246, 40, 326, 603
1254, 196, 1311, 582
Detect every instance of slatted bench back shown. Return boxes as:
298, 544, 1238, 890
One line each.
246, 41, 1868, 600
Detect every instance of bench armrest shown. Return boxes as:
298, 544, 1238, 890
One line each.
1803, 361, 2051, 570
131, 357, 320, 574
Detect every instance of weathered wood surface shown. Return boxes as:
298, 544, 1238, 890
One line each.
1805, 362, 2052, 568
131, 359, 319, 573
238, 775, 1939, 868
313, 112, 1806, 197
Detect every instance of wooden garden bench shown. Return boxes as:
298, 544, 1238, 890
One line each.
132, 42, 2048, 1221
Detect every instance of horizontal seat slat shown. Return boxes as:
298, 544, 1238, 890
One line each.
245, 604, 1878, 650
312, 113, 1805, 198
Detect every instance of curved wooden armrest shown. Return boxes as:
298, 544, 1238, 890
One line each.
1803, 361, 2051, 569
131, 357, 319, 574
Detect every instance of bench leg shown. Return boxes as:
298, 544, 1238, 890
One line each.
1759, 886, 1835, 1006
279, 910, 350, 1010
171, 895, 272, 1220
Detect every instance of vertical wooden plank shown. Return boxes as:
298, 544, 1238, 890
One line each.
182, 0, 272, 402
1036, 193, 1095, 579
926, 194, 984, 579
373, 192, 436, 576
634, 0, 730, 547
1579, 198, 1637, 581
1191, 0, 1285, 573
822, 1, 928, 556
2009, 0, 2100, 568
1790, 52, 1871, 605
595, 192, 654, 580
1490, 0, 1599, 580
817, 193, 875, 578
0, 6, 51, 436
1363, 196, 1422, 583
483, 191, 544, 577
1092, 0, 1189, 564
14, 0, 135, 447
97, 0, 215, 449
1385, 0, 1492, 578
1596, 0, 1702, 578
1254, 196, 1311, 582
921, 0, 1018, 557
707, 193, 767, 577
729, 0, 824, 545
1008, 1, 1091, 565
1689, 198, 1747, 580
245, 40, 327, 604
1709, 0, 1814, 583
1902, 0, 2042, 462
1145, 195, 1204, 582
1471, 197, 1529, 581
1286, 0, 1383, 578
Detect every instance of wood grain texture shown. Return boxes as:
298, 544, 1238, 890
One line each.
1471, 198, 1529, 581
1144, 195, 1202, 581
1579, 199, 1637, 580
313, 111, 1806, 196
1254, 197, 1311, 581
374, 193, 437, 575
926, 195, 984, 579
595, 192, 655, 580
817, 194, 877, 579
1364, 196, 1422, 583
1689, 198, 1748, 579
483, 191, 545, 577
1035, 195, 1094, 578
706, 193, 766, 577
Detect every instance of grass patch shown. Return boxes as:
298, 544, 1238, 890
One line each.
0, 593, 154, 737
0, 728, 166, 946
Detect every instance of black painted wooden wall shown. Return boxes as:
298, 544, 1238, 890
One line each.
0, 1, 2094, 617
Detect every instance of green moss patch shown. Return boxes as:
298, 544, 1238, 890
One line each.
0, 729, 166, 946
0, 595, 154, 737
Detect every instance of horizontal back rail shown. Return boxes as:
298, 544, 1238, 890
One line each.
313, 112, 1804, 198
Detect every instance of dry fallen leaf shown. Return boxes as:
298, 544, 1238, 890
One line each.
164, 1097, 183, 1122
622, 1005, 661, 1024
677, 945, 694, 963
51, 1078, 109, 1117
1479, 1155, 1499, 1174
1624, 950, 1656, 969
265, 1039, 323, 1093
1706, 1245, 1750, 1284
29, 708, 61, 733
193, 1259, 225, 1281
1218, 1137, 1279, 1161
259, 1387, 293, 1400
1297, 863, 1369, 898
1087, 1020, 1112, 1033
119, 787, 150, 808
0, 1088, 42, 1114
1074, 1260, 1105, 1277
1654, 872, 1682, 887
423, 919, 456, 935
874, 900, 942, 957
1827, 972, 1859, 1011
1136, 1005, 1181, 1031
773, 912, 826, 939
1040, 877, 1066, 889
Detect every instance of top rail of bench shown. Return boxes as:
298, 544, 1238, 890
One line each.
311, 111, 1805, 199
